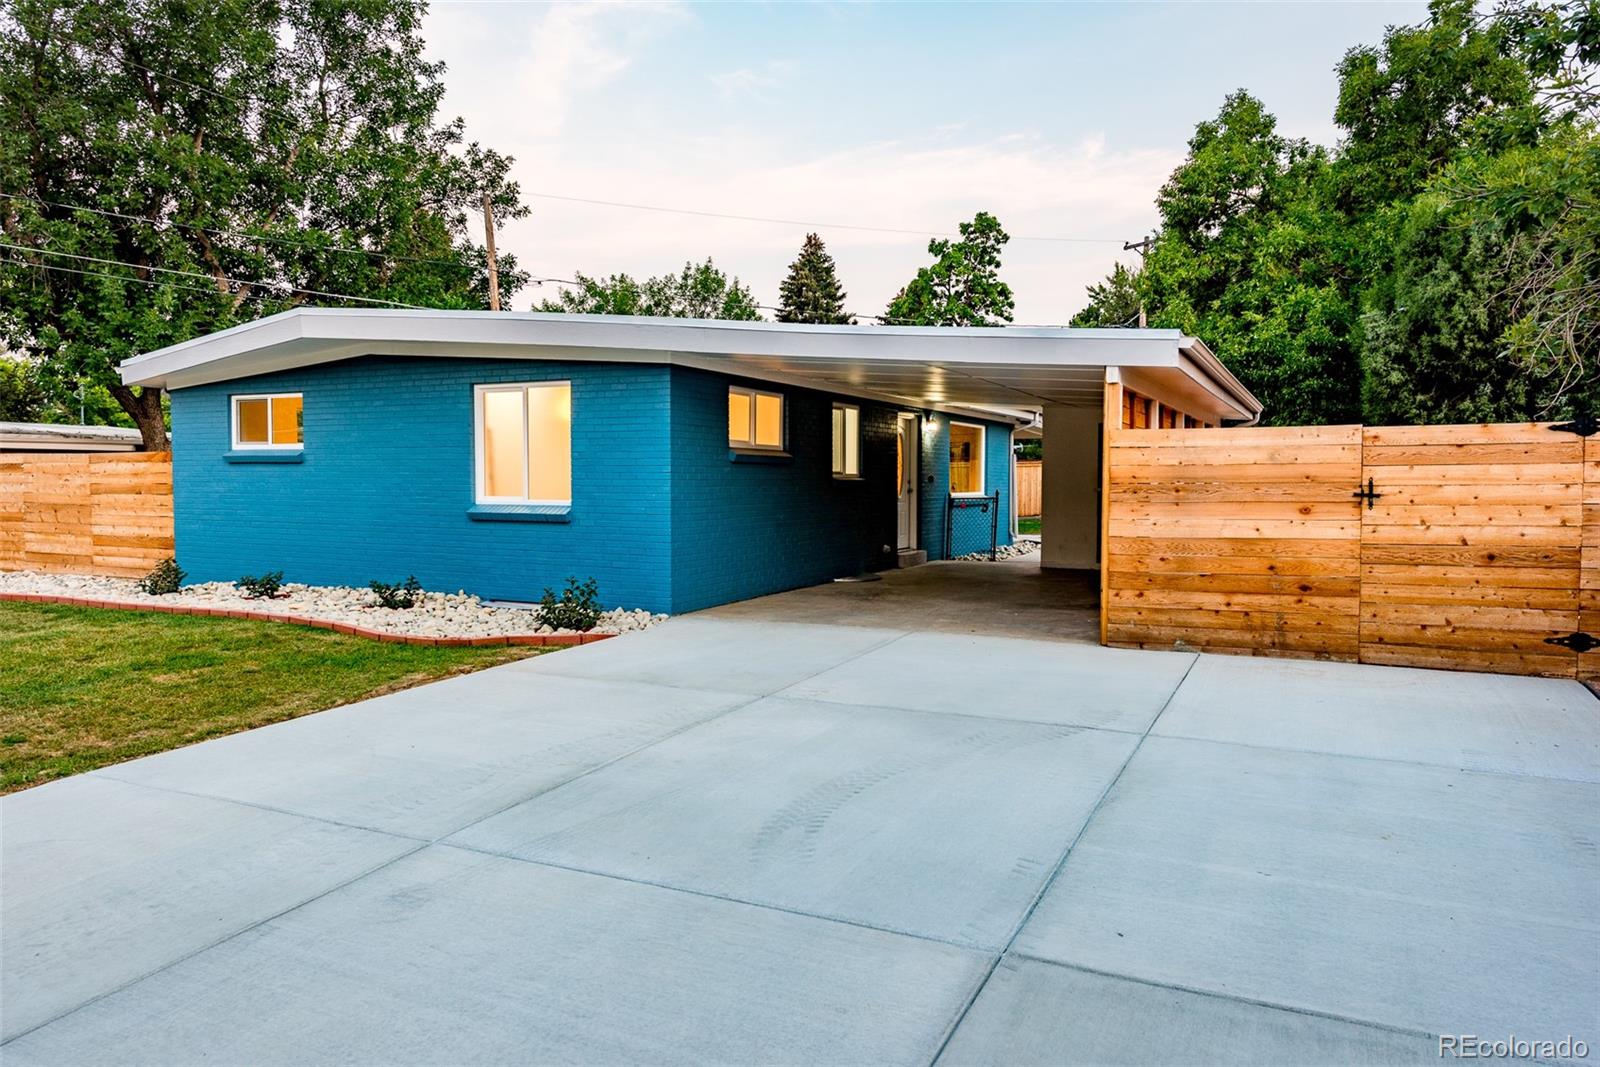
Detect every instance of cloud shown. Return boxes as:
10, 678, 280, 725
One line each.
503, 132, 1181, 322
710, 61, 794, 99
426, 1, 686, 142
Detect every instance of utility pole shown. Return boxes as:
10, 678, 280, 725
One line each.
1123, 236, 1153, 328
482, 192, 501, 312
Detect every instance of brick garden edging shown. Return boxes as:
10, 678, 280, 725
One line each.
0, 591, 616, 648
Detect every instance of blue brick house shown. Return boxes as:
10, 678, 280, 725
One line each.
119, 310, 1260, 614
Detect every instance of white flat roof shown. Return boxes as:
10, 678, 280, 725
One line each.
0, 421, 144, 451
119, 308, 1262, 423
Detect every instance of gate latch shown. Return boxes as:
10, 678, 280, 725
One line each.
1545, 632, 1600, 653
1352, 478, 1384, 510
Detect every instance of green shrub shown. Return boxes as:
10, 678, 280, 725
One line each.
137, 557, 186, 595
537, 576, 601, 632
237, 571, 285, 599
370, 576, 423, 609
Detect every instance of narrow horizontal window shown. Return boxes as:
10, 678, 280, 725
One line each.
831, 403, 860, 477
232, 393, 302, 450
728, 386, 784, 450
476, 382, 572, 506
949, 422, 985, 495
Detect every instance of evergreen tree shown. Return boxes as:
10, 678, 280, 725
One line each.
776, 234, 851, 324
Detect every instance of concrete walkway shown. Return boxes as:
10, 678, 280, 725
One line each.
3, 618, 1597, 1065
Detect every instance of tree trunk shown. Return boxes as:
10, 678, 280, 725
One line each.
108, 384, 170, 451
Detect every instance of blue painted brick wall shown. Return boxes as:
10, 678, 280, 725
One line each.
169, 356, 675, 612
920, 415, 1015, 560
168, 356, 1017, 616
667, 367, 901, 614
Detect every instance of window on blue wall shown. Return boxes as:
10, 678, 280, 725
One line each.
475, 382, 572, 504
831, 403, 860, 477
728, 386, 784, 450
949, 422, 985, 495
232, 393, 302, 449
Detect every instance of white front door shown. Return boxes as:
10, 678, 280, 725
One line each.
896, 414, 918, 550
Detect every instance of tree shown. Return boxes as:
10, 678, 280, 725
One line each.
1137, 92, 1362, 424
1069, 262, 1142, 327
0, 0, 528, 450
0, 355, 47, 422
537, 259, 761, 320
884, 211, 1014, 326
776, 233, 851, 324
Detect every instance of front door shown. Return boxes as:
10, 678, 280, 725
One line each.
897, 414, 918, 550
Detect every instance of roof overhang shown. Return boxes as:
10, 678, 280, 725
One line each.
119, 308, 1262, 424
0, 421, 144, 452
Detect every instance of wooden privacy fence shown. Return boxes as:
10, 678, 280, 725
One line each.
1015, 459, 1042, 517
0, 453, 173, 578
1103, 422, 1597, 680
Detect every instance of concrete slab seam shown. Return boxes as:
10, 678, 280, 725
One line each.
924, 652, 1202, 1067
1007, 953, 1441, 1044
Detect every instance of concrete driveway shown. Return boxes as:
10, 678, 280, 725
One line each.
3, 617, 1597, 1065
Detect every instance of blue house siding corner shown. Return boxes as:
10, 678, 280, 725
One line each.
169, 356, 675, 613
667, 367, 901, 615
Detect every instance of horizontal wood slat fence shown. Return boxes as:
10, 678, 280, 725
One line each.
1104, 422, 1596, 680
0, 452, 173, 578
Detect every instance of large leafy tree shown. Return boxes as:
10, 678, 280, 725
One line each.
0, 0, 528, 449
776, 233, 851, 324
536, 259, 761, 320
885, 211, 1014, 326
1068, 262, 1141, 327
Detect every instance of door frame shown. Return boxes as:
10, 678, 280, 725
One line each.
897, 413, 919, 551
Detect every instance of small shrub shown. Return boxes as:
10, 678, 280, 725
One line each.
370, 575, 423, 610
537, 576, 601, 632
237, 571, 285, 599
138, 557, 186, 595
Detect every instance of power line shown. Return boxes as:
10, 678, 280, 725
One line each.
2, 255, 243, 298
522, 192, 1127, 245
0, 193, 473, 270
0, 242, 429, 308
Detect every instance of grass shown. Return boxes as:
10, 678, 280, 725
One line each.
0, 602, 545, 793
1018, 516, 1041, 535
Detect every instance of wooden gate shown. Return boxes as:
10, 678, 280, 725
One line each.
1357, 424, 1583, 678
1104, 421, 1595, 679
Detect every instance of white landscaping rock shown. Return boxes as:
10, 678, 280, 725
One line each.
957, 542, 1040, 563
0, 571, 667, 640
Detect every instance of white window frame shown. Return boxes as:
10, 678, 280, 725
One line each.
230, 392, 303, 450
473, 381, 573, 506
948, 421, 986, 497
831, 402, 861, 478
728, 385, 785, 450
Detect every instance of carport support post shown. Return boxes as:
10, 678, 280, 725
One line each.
1100, 373, 1123, 646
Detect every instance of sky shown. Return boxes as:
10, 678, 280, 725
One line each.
421, 0, 1431, 324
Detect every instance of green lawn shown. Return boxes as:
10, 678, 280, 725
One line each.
0, 602, 543, 792
1017, 516, 1041, 535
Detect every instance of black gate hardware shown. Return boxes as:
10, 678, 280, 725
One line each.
1551, 413, 1599, 437
1352, 478, 1384, 510
1545, 632, 1600, 653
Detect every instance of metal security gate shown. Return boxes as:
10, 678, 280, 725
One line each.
1104, 421, 1593, 680
946, 491, 1001, 560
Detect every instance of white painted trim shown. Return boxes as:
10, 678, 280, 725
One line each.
948, 420, 987, 497
472, 381, 573, 507
230, 392, 303, 450
728, 385, 785, 450
1009, 428, 1018, 538
830, 402, 861, 478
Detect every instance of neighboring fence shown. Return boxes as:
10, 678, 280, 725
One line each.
1104, 422, 1594, 680
1015, 459, 1042, 518
0, 453, 174, 578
